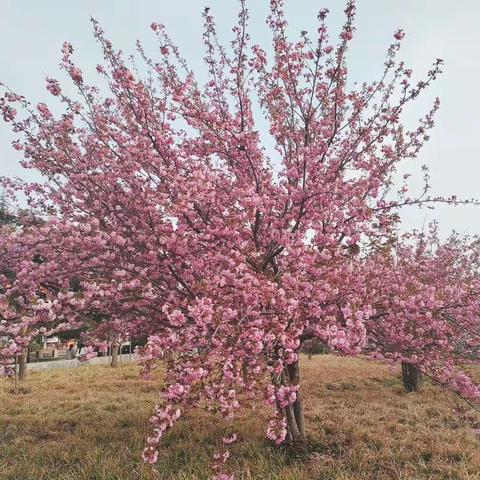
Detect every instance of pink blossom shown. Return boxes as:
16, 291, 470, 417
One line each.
36, 103, 52, 120
69, 66, 83, 84
46, 78, 61, 96
340, 30, 353, 41
266, 417, 287, 445
141, 446, 158, 464
222, 433, 237, 445
62, 42, 73, 56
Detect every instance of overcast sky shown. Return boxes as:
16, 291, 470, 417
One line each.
0, 0, 478, 237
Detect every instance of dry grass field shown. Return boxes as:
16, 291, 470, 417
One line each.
1, 355, 480, 480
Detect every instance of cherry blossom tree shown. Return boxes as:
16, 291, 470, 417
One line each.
366, 227, 480, 399
0, 217, 161, 377
1, 1, 478, 477
0, 218, 82, 380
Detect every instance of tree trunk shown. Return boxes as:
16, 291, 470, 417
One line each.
18, 347, 28, 381
402, 361, 420, 392
13, 354, 18, 390
283, 361, 306, 444
110, 339, 119, 368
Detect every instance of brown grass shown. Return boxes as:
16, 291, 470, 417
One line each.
1, 355, 480, 480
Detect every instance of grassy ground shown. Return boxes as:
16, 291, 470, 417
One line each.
1, 355, 480, 480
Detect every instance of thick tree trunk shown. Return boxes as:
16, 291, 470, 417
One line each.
283, 361, 306, 444
110, 339, 119, 368
402, 361, 420, 392
241, 364, 248, 384
18, 347, 28, 381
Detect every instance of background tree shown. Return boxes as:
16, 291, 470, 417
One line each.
366, 227, 480, 399
0, 190, 16, 227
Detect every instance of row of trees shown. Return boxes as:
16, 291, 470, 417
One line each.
1, 1, 479, 477
0, 212, 143, 377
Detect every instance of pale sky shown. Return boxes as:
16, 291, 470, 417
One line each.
0, 0, 478, 237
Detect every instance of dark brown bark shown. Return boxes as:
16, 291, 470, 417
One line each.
402, 361, 421, 392
283, 361, 306, 444
18, 347, 28, 381
241, 364, 248, 383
